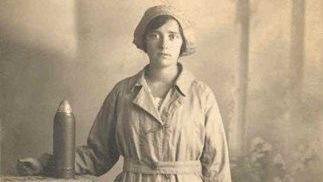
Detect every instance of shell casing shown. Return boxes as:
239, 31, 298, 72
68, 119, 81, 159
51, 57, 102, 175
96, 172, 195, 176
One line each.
53, 108, 75, 178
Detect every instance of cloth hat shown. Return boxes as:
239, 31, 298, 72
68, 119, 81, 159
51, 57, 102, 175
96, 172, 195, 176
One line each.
133, 5, 196, 57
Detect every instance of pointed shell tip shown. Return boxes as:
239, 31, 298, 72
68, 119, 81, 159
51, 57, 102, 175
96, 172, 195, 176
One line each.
57, 99, 72, 113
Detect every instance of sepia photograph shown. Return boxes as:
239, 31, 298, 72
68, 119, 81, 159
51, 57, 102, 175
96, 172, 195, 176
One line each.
1, 0, 322, 181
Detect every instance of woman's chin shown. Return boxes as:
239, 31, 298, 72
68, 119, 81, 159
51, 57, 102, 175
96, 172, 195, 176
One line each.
150, 58, 177, 68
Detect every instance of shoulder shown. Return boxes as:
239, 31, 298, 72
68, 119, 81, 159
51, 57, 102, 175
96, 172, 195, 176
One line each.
108, 72, 141, 96
189, 77, 219, 112
190, 78, 215, 98
101, 72, 139, 106
177, 65, 214, 98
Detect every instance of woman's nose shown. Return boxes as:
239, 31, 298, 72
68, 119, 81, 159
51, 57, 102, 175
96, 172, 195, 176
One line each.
158, 36, 168, 49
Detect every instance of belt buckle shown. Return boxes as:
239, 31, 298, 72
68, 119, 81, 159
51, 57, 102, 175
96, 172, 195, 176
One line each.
149, 161, 158, 170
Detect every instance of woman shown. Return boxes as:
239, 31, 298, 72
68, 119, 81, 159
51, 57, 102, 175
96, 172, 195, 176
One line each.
19, 5, 232, 181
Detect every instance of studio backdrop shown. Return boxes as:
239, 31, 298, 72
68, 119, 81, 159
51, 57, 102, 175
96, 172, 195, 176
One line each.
1, 0, 322, 181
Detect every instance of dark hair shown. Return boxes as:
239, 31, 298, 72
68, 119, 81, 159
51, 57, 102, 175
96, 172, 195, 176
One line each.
143, 15, 186, 54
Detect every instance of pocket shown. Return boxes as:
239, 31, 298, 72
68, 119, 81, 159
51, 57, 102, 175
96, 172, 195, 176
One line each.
179, 173, 204, 182
138, 113, 161, 137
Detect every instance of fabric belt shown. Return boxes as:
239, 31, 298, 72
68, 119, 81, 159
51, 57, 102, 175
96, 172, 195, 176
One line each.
123, 158, 202, 174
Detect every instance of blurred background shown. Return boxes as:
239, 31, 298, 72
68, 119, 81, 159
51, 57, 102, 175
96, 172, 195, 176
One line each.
1, 0, 322, 181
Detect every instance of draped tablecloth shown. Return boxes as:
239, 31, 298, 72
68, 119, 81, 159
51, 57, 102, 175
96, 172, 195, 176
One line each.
0, 175, 97, 182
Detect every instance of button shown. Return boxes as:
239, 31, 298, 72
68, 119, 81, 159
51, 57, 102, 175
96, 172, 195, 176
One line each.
165, 174, 171, 180
150, 161, 158, 170
163, 124, 171, 128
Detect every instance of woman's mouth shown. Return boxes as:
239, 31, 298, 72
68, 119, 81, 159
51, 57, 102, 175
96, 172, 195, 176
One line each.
158, 52, 171, 57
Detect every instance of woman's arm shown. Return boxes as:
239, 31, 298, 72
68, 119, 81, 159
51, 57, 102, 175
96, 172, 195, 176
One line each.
75, 86, 120, 176
200, 88, 232, 182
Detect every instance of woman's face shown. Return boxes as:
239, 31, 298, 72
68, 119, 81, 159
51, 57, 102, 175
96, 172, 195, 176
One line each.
145, 19, 183, 68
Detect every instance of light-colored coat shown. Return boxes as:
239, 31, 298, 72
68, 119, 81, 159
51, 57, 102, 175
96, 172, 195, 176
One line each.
75, 64, 232, 182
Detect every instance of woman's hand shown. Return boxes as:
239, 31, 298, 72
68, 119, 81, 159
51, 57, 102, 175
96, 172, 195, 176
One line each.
16, 153, 54, 176
16, 158, 43, 176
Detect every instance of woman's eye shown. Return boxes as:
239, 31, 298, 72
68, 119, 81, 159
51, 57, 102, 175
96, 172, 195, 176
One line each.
169, 33, 178, 40
148, 33, 159, 39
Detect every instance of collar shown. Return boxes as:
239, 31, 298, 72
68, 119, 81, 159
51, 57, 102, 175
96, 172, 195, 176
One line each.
131, 63, 195, 96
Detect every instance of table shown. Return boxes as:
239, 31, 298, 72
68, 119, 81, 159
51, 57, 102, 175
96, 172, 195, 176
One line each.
0, 175, 97, 182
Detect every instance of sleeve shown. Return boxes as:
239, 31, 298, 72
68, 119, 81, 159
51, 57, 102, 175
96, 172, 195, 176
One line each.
200, 88, 232, 182
74, 86, 120, 176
